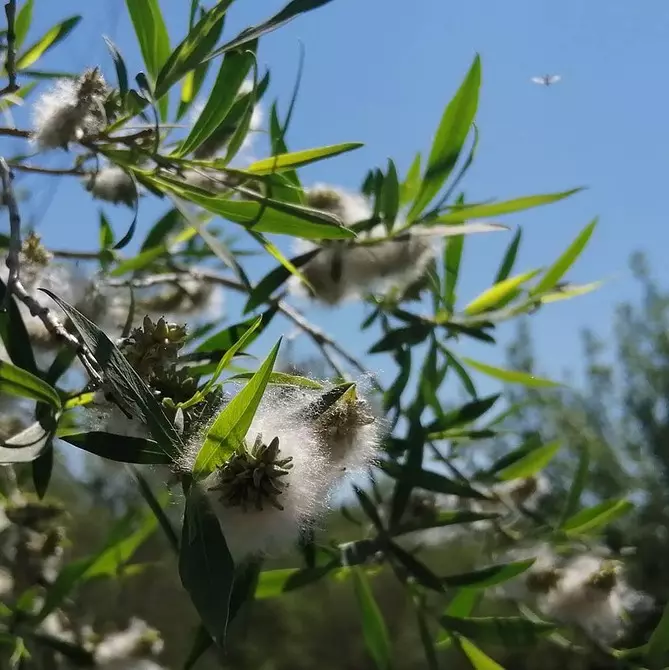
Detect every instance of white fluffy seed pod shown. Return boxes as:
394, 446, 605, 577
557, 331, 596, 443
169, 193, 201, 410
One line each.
494, 543, 562, 602
539, 555, 652, 643
85, 166, 136, 207
95, 618, 164, 665
31, 69, 107, 150
184, 383, 381, 561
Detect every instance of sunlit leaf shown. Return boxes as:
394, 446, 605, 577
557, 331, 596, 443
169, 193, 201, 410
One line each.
495, 441, 560, 481
124, 0, 170, 81
246, 143, 363, 175
463, 270, 540, 316
14, 0, 34, 50
457, 636, 505, 670
352, 567, 391, 670
562, 498, 633, 535
462, 358, 559, 388
16, 16, 81, 69
0, 360, 60, 408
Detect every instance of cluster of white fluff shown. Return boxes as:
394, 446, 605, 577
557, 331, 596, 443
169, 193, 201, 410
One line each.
94, 618, 164, 667
31, 69, 108, 150
289, 185, 439, 305
497, 544, 652, 644
84, 165, 136, 207
181, 384, 383, 562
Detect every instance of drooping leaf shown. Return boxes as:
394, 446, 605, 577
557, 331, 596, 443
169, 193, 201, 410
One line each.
647, 600, 669, 668
32, 442, 53, 499
0, 278, 37, 374
205, 0, 336, 62
16, 16, 81, 69
41, 290, 183, 458
462, 358, 559, 388
531, 218, 598, 295
381, 461, 489, 500
562, 498, 633, 535
0, 360, 60, 408
179, 487, 234, 647
103, 37, 129, 97
408, 55, 481, 220
427, 394, 500, 436
494, 228, 522, 284
193, 340, 281, 478
352, 567, 391, 670
62, 432, 171, 465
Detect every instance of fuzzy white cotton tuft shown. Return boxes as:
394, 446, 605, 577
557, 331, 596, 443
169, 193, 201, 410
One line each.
85, 166, 136, 207
102, 661, 166, 670
85, 393, 150, 440
491, 474, 550, 511
540, 555, 652, 643
31, 71, 107, 150
194, 389, 334, 561
305, 184, 372, 226
495, 543, 562, 602
95, 618, 163, 665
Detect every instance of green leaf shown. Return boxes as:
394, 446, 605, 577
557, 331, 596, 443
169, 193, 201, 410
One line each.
255, 565, 338, 598
381, 461, 489, 501
62, 432, 171, 465
427, 394, 500, 436
129, 465, 180, 554
125, 0, 170, 81
434, 189, 583, 224
369, 324, 431, 354
145, 175, 353, 240
196, 309, 274, 354
16, 16, 81, 69
530, 219, 598, 295
246, 143, 363, 175
494, 228, 522, 284
647, 600, 669, 667
177, 48, 255, 157
0, 420, 53, 464
462, 358, 559, 388
443, 223, 465, 311
14, 0, 34, 50
181, 316, 262, 410
0, 360, 60, 408
496, 441, 560, 481
103, 37, 129, 97
352, 567, 391, 670
38, 508, 157, 621
442, 560, 535, 590
408, 55, 481, 220
0, 278, 37, 374
205, 0, 336, 62
179, 486, 234, 647
559, 447, 589, 526
414, 597, 439, 670
32, 443, 53, 499
463, 270, 540, 316
245, 248, 319, 312
456, 637, 505, 670
154, 1, 232, 98
562, 498, 633, 535
228, 371, 323, 389
41, 290, 183, 458
400, 152, 421, 206
382, 159, 400, 225
392, 510, 500, 536
440, 615, 554, 647
193, 340, 281, 478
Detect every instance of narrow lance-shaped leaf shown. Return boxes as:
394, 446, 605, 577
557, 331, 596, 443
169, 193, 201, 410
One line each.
531, 218, 598, 295
176, 47, 255, 157
408, 55, 481, 221
462, 358, 560, 388
14, 0, 34, 50
352, 567, 391, 670
179, 486, 234, 647
562, 498, 633, 535
559, 447, 589, 526
456, 637, 505, 670
193, 339, 281, 478
246, 143, 364, 175
124, 0, 170, 81
495, 441, 561, 481
434, 188, 583, 224
494, 228, 522, 283
0, 361, 61, 408
16, 16, 81, 69
463, 269, 541, 316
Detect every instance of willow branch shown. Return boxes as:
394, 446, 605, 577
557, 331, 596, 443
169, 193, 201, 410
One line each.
8, 163, 89, 177
0, 1, 18, 98
105, 269, 372, 379
0, 158, 103, 384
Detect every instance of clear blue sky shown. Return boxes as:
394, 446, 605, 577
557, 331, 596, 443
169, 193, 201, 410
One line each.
4, 0, 669, 392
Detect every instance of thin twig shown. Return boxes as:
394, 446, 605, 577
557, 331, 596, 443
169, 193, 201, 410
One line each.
0, 158, 104, 384
0, 127, 28, 138
0, 1, 18, 98
0, 158, 20, 307
105, 269, 373, 380
9, 163, 90, 177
